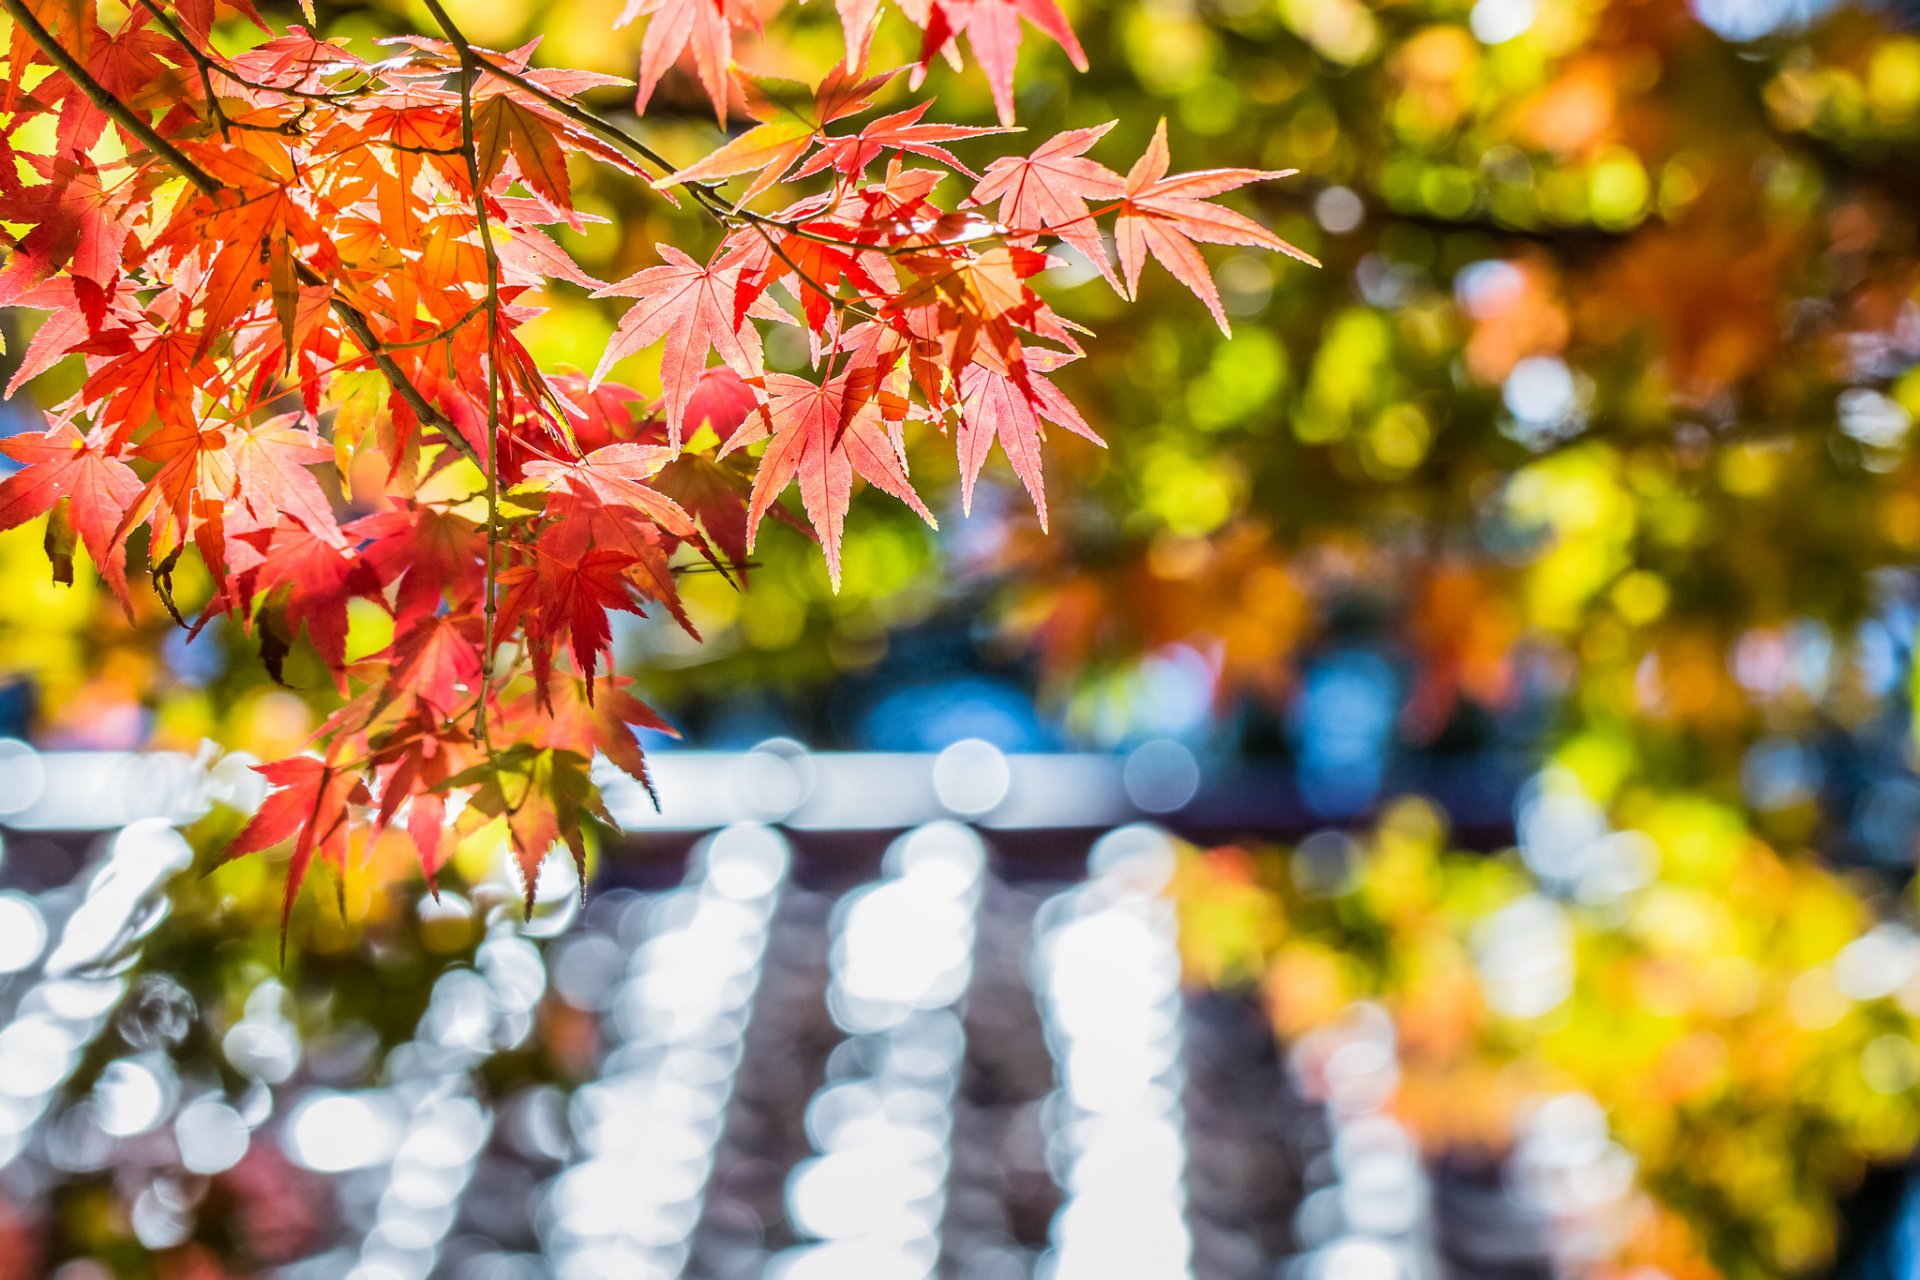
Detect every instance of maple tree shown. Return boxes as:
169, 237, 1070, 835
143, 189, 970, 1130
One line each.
0, 0, 1310, 942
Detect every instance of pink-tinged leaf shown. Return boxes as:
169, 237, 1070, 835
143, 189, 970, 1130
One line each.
229, 417, 345, 548
740, 372, 936, 590
911, 0, 1088, 125
1115, 118, 1317, 334
6, 302, 89, 397
524, 442, 703, 541
590, 245, 768, 450
499, 225, 608, 291
791, 101, 1014, 180
836, 0, 884, 65
955, 349, 1102, 531
972, 122, 1123, 288
622, 0, 760, 125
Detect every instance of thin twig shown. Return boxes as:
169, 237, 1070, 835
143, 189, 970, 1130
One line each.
425, 0, 505, 752
136, 0, 228, 139
447, 45, 1011, 259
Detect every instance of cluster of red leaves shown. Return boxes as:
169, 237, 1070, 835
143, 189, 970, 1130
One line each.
0, 0, 1308, 945
627, 0, 1086, 128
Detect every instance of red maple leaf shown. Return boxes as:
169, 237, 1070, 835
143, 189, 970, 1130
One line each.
0, 419, 142, 604
225, 756, 373, 958
114, 417, 241, 572
229, 519, 381, 686
384, 613, 484, 716
914, 0, 1089, 127
1115, 118, 1317, 334
513, 673, 676, 800
498, 539, 651, 694
350, 505, 488, 623
971, 121, 1124, 290
591, 244, 783, 450
0, 156, 130, 318
792, 100, 1012, 180
733, 370, 936, 590
956, 347, 1103, 531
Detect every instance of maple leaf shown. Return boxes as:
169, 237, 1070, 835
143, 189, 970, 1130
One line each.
384, 613, 484, 716
889, 243, 1077, 391
499, 224, 608, 292
173, 0, 272, 44
228, 415, 344, 548
551, 376, 657, 452
497, 540, 650, 694
590, 244, 783, 450
681, 365, 760, 441
367, 717, 478, 893
619, 0, 762, 126
834, 0, 886, 66
728, 218, 892, 337
350, 505, 487, 623
446, 745, 609, 918
956, 347, 1103, 531
522, 442, 702, 542
791, 100, 1012, 180
513, 673, 676, 801
661, 63, 897, 202
225, 756, 372, 959
225, 25, 364, 93
472, 88, 571, 215
114, 418, 241, 574
75, 324, 202, 444
0, 419, 142, 604
971, 121, 1123, 289
224, 520, 381, 688
5, 283, 105, 398
1115, 118, 1316, 335
914, 0, 1089, 127
0, 157, 129, 316
733, 371, 937, 590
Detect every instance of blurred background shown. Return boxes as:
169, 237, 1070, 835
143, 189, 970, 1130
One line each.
6, 0, 1920, 1274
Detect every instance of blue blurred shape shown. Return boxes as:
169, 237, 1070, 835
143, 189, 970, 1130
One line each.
1289, 649, 1398, 819
858, 676, 1052, 753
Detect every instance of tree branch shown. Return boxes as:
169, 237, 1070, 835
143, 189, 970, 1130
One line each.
447, 43, 1008, 259
425, 0, 508, 750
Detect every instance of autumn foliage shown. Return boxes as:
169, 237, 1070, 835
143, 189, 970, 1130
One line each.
0, 0, 1309, 939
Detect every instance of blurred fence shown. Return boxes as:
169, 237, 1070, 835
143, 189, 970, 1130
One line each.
0, 746, 1546, 1280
